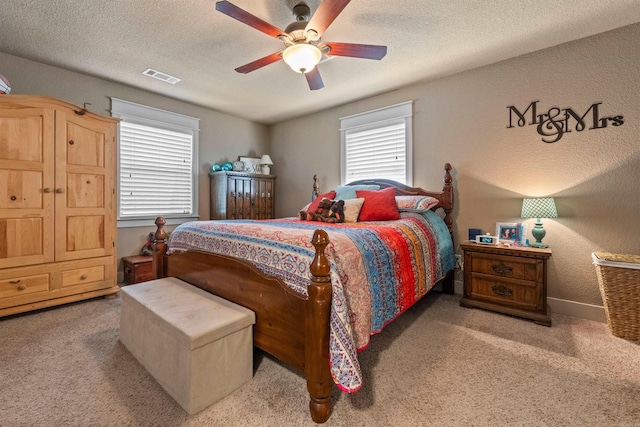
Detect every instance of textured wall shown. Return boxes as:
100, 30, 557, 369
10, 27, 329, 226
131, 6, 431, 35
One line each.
271, 23, 640, 309
0, 52, 270, 276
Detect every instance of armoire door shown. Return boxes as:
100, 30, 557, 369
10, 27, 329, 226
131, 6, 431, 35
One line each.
54, 111, 116, 261
0, 107, 55, 269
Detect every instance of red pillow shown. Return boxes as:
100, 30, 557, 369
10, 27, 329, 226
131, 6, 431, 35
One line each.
307, 191, 336, 212
356, 187, 401, 221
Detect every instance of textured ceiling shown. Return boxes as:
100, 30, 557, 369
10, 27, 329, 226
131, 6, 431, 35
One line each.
1, 0, 639, 124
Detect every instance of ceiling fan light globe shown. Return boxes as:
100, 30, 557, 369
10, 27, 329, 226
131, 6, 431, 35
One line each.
283, 44, 322, 74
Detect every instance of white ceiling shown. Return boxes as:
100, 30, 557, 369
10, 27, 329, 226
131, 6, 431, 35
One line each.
1, 0, 639, 124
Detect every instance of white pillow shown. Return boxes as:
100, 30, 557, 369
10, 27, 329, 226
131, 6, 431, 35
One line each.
343, 198, 365, 223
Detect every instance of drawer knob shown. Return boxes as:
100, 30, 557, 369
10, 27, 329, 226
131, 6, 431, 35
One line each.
491, 284, 513, 297
55, 188, 65, 194
492, 263, 513, 275
80, 274, 88, 280
43, 187, 52, 193
18, 284, 27, 291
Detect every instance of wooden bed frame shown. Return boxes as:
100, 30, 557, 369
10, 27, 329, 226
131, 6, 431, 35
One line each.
151, 163, 454, 423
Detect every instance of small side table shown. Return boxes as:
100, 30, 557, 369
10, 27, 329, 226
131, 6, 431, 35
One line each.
459, 241, 552, 326
122, 255, 153, 285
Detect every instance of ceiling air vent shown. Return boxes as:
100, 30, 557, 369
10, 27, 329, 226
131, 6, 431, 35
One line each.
142, 68, 181, 84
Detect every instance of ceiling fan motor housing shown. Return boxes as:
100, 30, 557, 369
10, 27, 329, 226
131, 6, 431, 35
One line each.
293, 3, 311, 21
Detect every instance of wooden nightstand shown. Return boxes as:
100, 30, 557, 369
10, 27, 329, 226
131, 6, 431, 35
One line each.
459, 241, 552, 326
122, 256, 153, 285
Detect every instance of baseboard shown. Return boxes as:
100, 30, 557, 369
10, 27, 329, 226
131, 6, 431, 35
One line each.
547, 297, 606, 323
452, 279, 606, 323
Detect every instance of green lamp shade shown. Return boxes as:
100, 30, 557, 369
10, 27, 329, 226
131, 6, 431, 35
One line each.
521, 198, 558, 219
521, 197, 557, 248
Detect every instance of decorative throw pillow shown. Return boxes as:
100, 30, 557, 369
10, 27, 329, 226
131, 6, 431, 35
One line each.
305, 191, 336, 213
395, 195, 439, 212
356, 187, 401, 221
335, 184, 380, 201
342, 198, 365, 223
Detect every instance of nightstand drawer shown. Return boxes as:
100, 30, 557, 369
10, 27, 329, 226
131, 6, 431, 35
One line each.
469, 276, 539, 311
471, 253, 540, 281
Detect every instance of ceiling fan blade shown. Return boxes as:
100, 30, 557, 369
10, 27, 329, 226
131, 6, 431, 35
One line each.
305, 0, 351, 37
321, 42, 387, 60
305, 67, 324, 90
235, 51, 283, 74
216, 1, 285, 39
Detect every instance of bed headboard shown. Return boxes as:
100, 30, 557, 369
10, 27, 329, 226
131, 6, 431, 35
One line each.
312, 163, 454, 239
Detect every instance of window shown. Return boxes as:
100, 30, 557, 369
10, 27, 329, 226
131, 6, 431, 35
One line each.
111, 98, 199, 227
340, 101, 413, 185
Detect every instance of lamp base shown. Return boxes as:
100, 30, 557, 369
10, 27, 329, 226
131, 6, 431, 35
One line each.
530, 220, 549, 248
261, 165, 271, 175
529, 241, 549, 249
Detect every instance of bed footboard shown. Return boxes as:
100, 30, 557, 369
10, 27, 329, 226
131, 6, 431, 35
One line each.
152, 217, 334, 423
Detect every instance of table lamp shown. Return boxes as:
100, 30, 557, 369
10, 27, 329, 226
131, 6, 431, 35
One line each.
521, 197, 557, 248
260, 155, 273, 175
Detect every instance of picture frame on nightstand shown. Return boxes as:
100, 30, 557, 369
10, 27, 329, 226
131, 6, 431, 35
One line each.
496, 222, 527, 246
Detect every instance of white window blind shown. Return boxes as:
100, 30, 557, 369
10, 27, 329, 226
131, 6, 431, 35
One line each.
111, 98, 199, 227
340, 101, 413, 185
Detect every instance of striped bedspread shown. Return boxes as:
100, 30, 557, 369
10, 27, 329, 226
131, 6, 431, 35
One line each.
168, 211, 455, 393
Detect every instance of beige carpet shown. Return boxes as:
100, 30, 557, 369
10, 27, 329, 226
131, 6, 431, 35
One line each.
1, 292, 638, 426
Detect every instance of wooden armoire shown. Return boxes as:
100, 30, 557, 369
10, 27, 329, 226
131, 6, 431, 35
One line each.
0, 95, 119, 317
209, 171, 276, 220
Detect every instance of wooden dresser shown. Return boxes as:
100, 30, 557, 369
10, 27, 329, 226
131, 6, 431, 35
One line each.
0, 95, 119, 317
209, 171, 276, 220
459, 241, 552, 326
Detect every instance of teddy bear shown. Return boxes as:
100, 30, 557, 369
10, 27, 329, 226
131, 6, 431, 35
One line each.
325, 199, 345, 223
139, 232, 154, 256
300, 197, 334, 222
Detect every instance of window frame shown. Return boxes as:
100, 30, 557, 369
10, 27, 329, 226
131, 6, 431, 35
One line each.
111, 98, 200, 228
340, 101, 413, 186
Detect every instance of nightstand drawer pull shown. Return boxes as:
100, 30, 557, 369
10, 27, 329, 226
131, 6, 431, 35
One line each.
491, 263, 513, 275
491, 284, 513, 297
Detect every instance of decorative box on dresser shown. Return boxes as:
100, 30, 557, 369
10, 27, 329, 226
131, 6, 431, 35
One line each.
209, 171, 276, 219
0, 95, 119, 317
459, 241, 552, 326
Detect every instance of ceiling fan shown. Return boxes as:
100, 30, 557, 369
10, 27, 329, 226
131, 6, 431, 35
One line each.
215, 0, 387, 90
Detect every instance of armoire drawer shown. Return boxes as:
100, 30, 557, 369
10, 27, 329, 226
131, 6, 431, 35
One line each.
0, 274, 50, 299
61, 265, 105, 287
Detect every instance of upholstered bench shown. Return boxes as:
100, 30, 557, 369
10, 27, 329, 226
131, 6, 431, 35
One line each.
119, 277, 255, 415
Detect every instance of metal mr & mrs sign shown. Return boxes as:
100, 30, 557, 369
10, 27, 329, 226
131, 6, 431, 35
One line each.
507, 101, 624, 143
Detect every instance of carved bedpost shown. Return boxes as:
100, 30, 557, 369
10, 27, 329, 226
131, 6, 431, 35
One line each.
442, 163, 455, 295
152, 216, 167, 279
306, 229, 333, 423
312, 174, 319, 201
442, 163, 454, 242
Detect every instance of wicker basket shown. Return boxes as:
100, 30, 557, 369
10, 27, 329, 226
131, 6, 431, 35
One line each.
592, 252, 640, 340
